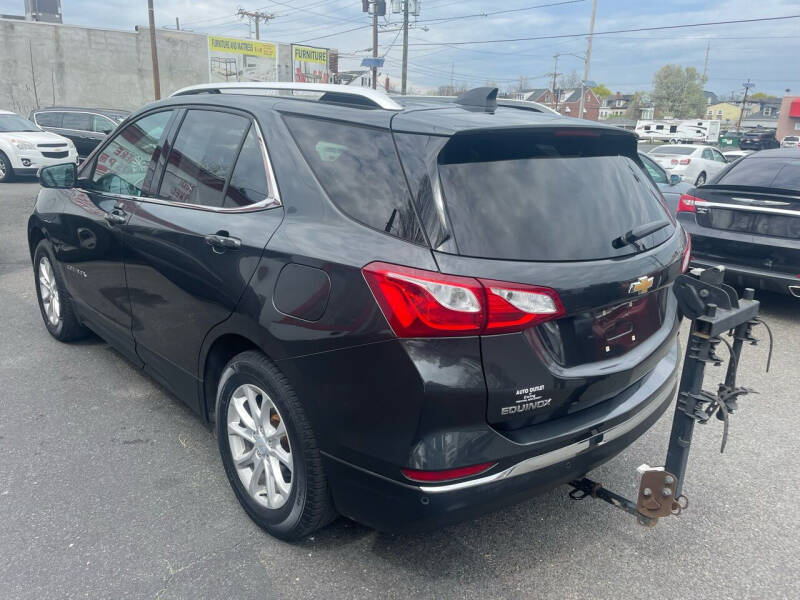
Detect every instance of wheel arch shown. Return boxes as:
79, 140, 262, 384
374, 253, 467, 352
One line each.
27, 220, 47, 262
200, 331, 262, 424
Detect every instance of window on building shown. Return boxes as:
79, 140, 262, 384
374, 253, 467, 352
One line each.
717, 110, 723, 117
763, 107, 772, 116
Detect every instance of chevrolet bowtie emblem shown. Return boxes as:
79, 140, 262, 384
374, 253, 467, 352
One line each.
629, 276, 654, 295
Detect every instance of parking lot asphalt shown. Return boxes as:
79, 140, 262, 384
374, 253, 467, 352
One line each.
1, 180, 798, 599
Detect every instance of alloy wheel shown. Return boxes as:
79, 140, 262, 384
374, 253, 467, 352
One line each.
38, 256, 61, 327
0, 159, 7, 179
227, 383, 294, 509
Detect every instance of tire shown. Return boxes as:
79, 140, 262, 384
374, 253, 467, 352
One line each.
695, 172, 706, 186
669, 138, 678, 144
33, 240, 89, 342
216, 350, 337, 540
0, 151, 13, 183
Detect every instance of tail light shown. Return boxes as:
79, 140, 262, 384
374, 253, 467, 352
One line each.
401, 462, 496, 483
677, 193, 707, 213
362, 262, 565, 338
681, 232, 692, 273
671, 158, 691, 165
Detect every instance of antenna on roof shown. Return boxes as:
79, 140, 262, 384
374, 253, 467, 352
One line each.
455, 87, 498, 111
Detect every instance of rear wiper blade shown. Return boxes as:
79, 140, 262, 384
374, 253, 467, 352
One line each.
612, 219, 671, 249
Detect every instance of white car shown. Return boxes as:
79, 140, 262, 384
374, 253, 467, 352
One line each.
0, 110, 78, 183
722, 149, 754, 162
781, 135, 799, 148
647, 144, 728, 186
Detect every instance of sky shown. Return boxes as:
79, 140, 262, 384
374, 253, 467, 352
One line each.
2, 0, 799, 97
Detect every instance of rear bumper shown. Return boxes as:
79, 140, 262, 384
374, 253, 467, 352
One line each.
324, 340, 679, 532
691, 257, 800, 296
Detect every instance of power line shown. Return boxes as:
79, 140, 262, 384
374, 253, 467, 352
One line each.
413, 0, 586, 25
406, 14, 800, 46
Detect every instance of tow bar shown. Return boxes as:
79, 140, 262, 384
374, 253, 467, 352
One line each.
568, 266, 772, 526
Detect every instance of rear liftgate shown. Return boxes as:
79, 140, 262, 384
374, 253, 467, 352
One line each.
568, 266, 773, 526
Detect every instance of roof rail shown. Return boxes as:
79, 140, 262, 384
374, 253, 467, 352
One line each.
169, 82, 404, 111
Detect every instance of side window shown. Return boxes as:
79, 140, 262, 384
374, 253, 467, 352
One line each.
224, 126, 270, 208
702, 148, 713, 160
284, 116, 424, 243
158, 110, 249, 207
712, 149, 726, 163
35, 112, 61, 127
640, 155, 667, 184
92, 110, 173, 196
92, 115, 116, 135
61, 112, 92, 131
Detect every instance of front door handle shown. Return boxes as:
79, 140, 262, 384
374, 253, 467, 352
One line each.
104, 209, 128, 226
205, 233, 241, 251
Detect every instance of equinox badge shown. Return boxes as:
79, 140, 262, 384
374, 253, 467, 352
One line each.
629, 276, 654, 295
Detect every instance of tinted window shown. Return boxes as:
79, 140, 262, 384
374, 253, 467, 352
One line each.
650, 146, 694, 155
640, 154, 667, 184
438, 131, 673, 261
224, 126, 269, 208
285, 116, 423, 242
711, 149, 727, 163
35, 112, 61, 127
716, 157, 800, 191
159, 110, 249, 207
61, 112, 92, 131
92, 115, 116, 134
702, 149, 713, 160
92, 110, 173, 196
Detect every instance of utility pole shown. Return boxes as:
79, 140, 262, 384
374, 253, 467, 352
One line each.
237, 8, 275, 40
401, 0, 409, 95
578, 0, 597, 119
175, 16, 180, 30
371, 4, 378, 89
736, 79, 755, 133
550, 54, 561, 112
147, 0, 161, 100
702, 41, 710, 81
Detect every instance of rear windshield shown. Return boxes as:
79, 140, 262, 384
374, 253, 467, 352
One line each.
437, 130, 674, 261
715, 157, 800, 191
784, 136, 799, 142
650, 146, 694, 155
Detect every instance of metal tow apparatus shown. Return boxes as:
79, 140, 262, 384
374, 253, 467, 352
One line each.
568, 266, 772, 527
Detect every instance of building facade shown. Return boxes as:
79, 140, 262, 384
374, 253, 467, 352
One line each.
776, 96, 800, 142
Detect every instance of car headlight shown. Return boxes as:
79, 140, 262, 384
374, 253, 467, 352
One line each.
10, 139, 36, 151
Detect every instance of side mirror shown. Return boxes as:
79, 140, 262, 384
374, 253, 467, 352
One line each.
669, 174, 681, 186
39, 163, 77, 189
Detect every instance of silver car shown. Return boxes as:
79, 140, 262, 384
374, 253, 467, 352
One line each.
647, 144, 728, 186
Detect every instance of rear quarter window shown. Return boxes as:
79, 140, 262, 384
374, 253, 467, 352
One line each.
284, 115, 424, 244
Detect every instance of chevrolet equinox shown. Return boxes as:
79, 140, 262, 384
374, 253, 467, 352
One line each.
28, 84, 689, 539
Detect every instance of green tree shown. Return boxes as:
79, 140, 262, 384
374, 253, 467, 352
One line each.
749, 92, 779, 102
624, 91, 651, 119
592, 84, 612, 98
652, 65, 707, 118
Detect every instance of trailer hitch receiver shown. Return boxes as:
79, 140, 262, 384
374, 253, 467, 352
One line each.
568, 266, 771, 526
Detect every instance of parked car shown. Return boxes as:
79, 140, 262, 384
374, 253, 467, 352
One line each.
781, 135, 799, 149
719, 130, 742, 149
29, 106, 129, 159
648, 143, 728, 186
28, 83, 688, 539
678, 149, 799, 297
0, 110, 78, 183
639, 152, 692, 214
722, 150, 754, 163
738, 130, 780, 151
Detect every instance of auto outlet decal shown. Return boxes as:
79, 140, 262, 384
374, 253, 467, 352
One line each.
501, 384, 552, 416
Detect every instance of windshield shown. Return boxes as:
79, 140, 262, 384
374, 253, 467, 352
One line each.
437, 133, 674, 261
0, 114, 40, 132
650, 146, 695, 155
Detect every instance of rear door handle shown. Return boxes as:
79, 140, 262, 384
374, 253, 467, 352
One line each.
104, 208, 128, 226
205, 233, 241, 251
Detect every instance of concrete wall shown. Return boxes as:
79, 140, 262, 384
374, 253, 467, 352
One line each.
0, 19, 210, 116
